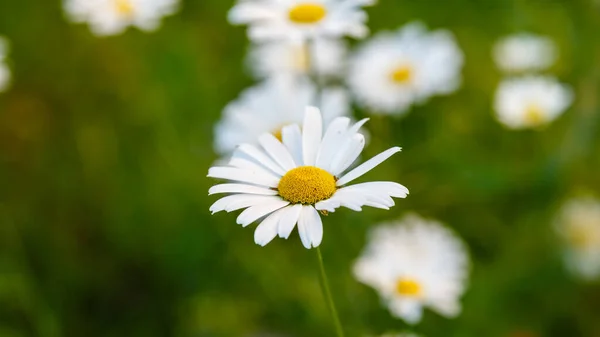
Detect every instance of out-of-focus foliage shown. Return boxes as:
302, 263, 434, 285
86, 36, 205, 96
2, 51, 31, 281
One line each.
0, 0, 599, 336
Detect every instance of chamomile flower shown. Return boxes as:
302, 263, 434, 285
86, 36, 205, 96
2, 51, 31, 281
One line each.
208, 107, 409, 249
228, 0, 375, 42
494, 76, 573, 129
347, 22, 464, 115
0, 37, 11, 92
555, 197, 600, 280
353, 214, 470, 324
63, 0, 179, 36
247, 38, 347, 79
493, 33, 557, 73
215, 76, 349, 155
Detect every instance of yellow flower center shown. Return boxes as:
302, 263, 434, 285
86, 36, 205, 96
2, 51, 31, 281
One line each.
390, 65, 413, 84
272, 128, 283, 142
114, 0, 135, 16
278, 166, 336, 204
289, 3, 327, 24
524, 104, 545, 126
395, 278, 422, 297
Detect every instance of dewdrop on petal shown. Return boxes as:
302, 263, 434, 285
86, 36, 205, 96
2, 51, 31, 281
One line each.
353, 214, 470, 324
494, 75, 573, 129
347, 21, 464, 115
214, 76, 349, 155
228, 0, 375, 42
63, 0, 180, 36
555, 197, 600, 280
0, 37, 11, 92
247, 38, 347, 79
493, 33, 557, 73
208, 106, 409, 249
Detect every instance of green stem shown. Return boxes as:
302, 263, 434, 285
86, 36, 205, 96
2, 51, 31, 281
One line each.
316, 247, 345, 337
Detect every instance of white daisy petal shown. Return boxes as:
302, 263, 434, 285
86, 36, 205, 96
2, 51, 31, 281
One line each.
337, 147, 402, 186
302, 106, 323, 166
208, 183, 278, 196
209, 195, 281, 214
236, 199, 290, 227
278, 204, 303, 239
329, 133, 365, 176
298, 206, 312, 249
238, 144, 286, 176
254, 206, 288, 246
258, 133, 297, 170
208, 167, 279, 188
305, 206, 324, 247
282, 123, 304, 167
315, 117, 351, 170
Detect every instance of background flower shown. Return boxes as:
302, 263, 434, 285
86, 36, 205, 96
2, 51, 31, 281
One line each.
555, 197, 600, 280
247, 38, 347, 79
63, 0, 180, 36
0, 36, 11, 92
228, 0, 376, 41
214, 76, 349, 155
493, 33, 557, 73
347, 22, 463, 115
493, 75, 573, 129
354, 214, 470, 324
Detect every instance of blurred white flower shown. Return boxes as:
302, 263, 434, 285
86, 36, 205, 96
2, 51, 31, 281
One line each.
247, 38, 347, 79
215, 76, 349, 155
493, 75, 573, 129
555, 197, 600, 280
0, 37, 11, 92
353, 214, 470, 324
347, 22, 464, 115
228, 0, 375, 42
493, 33, 557, 73
208, 107, 409, 249
63, 0, 180, 36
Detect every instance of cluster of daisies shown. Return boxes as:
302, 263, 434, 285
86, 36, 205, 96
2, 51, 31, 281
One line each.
207, 0, 473, 332
0, 0, 593, 335
492, 33, 573, 129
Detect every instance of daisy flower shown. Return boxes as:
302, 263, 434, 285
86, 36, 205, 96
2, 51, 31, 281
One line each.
208, 106, 409, 249
247, 38, 347, 79
493, 33, 557, 73
555, 197, 600, 280
493, 75, 573, 129
228, 0, 375, 42
0, 37, 11, 92
215, 76, 349, 155
347, 22, 464, 115
353, 214, 470, 324
63, 0, 180, 36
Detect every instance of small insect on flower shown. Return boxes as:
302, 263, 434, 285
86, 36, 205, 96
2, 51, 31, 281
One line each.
247, 38, 347, 79
493, 33, 557, 74
555, 197, 600, 281
0, 36, 11, 92
228, 0, 376, 42
208, 106, 409, 249
347, 22, 464, 115
494, 75, 573, 129
214, 76, 349, 156
353, 214, 470, 324
63, 0, 180, 36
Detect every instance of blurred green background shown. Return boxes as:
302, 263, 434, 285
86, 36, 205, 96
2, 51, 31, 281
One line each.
1, 0, 600, 336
